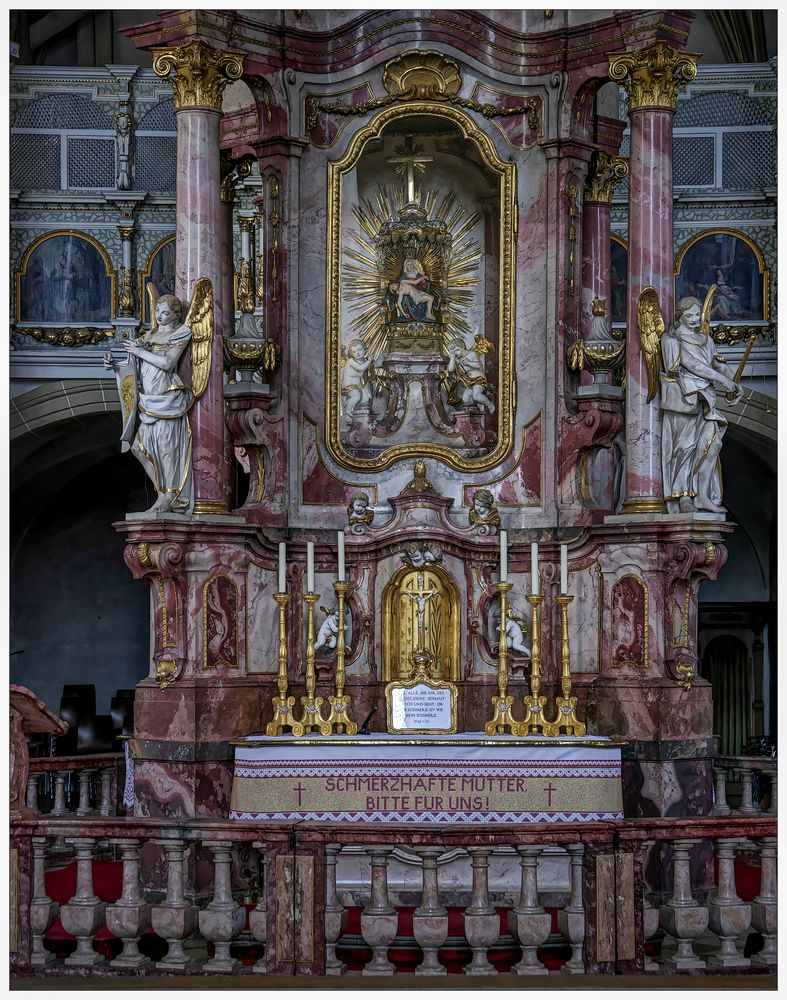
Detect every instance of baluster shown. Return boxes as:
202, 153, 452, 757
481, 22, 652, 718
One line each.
751, 837, 777, 966
75, 770, 95, 817
249, 841, 268, 973
26, 774, 39, 814
509, 845, 551, 974
360, 847, 398, 975
99, 769, 114, 816
30, 836, 58, 966
60, 837, 105, 966
658, 839, 708, 970
199, 841, 245, 972
52, 773, 69, 816
324, 843, 347, 975
766, 770, 777, 815
413, 847, 448, 975
106, 839, 150, 968
557, 843, 585, 973
642, 896, 660, 972
151, 839, 198, 970
463, 847, 499, 976
737, 767, 757, 815
712, 767, 731, 816
708, 838, 752, 967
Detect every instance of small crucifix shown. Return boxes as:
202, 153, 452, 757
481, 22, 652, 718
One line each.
403, 572, 438, 651
386, 136, 434, 204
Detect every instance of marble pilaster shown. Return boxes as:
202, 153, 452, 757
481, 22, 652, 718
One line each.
581, 152, 628, 342
608, 43, 699, 515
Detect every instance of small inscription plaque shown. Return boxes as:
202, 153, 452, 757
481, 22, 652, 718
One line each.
386, 677, 457, 734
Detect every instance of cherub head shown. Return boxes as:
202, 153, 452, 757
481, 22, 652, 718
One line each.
350, 492, 369, 513
473, 489, 495, 514
347, 339, 367, 360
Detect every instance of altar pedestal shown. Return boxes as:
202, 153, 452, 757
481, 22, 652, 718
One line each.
229, 734, 623, 823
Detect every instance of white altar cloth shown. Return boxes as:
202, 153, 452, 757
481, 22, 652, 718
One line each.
229, 733, 623, 824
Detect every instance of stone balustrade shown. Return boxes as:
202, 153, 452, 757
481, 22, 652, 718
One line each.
10, 816, 777, 981
26, 754, 125, 818
712, 755, 777, 818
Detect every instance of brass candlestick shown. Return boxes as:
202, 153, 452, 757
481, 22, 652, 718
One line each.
485, 582, 522, 736
298, 592, 326, 733
544, 594, 586, 737
266, 593, 301, 736
513, 594, 547, 735
321, 581, 358, 735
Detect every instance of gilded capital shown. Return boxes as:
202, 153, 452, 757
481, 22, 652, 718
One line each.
608, 42, 700, 112
584, 152, 628, 204
152, 40, 244, 112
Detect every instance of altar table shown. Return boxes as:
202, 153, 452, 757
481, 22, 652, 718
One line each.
229, 733, 624, 823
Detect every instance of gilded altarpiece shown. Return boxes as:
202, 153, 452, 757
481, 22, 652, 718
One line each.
326, 105, 516, 473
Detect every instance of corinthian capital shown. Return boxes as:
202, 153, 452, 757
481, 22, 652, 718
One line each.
608, 42, 700, 112
584, 152, 628, 204
152, 40, 244, 112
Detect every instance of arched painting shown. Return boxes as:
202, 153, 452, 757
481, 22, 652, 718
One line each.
675, 230, 768, 322
17, 232, 113, 324
610, 236, 628, 325
141, 236, 176, 325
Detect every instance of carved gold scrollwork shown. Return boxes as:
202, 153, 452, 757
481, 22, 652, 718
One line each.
608, 42, 700, 112
152, 40, 244, 112
23, 327, 113, 346
584, 152, 628, 204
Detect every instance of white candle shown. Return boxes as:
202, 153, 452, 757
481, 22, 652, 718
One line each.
278, 542, 286, 593
306, 541, 315, 593
337, 530, 345, 582
560, 543, 568, 595
499, 529, 507, 582
530, 542, 539, 596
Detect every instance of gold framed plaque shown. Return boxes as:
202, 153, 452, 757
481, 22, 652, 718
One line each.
385, 672, 458, 735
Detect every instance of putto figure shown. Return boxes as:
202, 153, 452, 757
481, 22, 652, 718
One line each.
104, 280, 213, 514
388, 258, 438, 322
347, 492, 374, 525
341, 340, 378, 423
469, 489, 501, 528
659, 294, 743, 513
442, 335, 496, 413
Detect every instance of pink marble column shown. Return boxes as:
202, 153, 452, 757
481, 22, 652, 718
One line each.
153, 41, 245, 515
608, 43, 699, 515
581, 153, 627, 340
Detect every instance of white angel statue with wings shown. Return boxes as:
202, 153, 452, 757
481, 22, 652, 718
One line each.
104, 279, 213, 514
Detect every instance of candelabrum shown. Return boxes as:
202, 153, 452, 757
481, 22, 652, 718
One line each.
265, 594, 302, 736
543, 595, 586, 737
298, 592, 328, 734
485, 582, 522, 735
321, 581, 358, 735
513, 594, 548, 736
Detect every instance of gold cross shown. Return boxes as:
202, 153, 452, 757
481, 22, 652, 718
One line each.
386, 136, 433, 203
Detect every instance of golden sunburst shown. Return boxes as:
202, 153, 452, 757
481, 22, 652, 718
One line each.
343, 184, 482, 361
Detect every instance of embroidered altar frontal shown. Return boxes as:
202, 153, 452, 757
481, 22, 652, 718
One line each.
229, 734, 624, 823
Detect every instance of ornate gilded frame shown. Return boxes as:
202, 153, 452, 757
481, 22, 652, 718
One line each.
325, 102, 517, 473
139, 233, 176, 326
385, 674, 458, 735
673, 227, 770, 322
14, 229, 117, 323
611, 573, 649, 670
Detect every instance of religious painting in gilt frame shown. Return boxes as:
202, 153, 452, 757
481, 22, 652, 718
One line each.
326, 104, 516, 473
140, 234, 176, 326
15, 231, 115, 324
610, 235, 628, 326
674, 229, 769, 322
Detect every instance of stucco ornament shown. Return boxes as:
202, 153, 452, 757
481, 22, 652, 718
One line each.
659, 292, 744, 513
104, 279, 214, 514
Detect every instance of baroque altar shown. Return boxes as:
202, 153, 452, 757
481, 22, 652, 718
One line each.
113, 10, 737, 826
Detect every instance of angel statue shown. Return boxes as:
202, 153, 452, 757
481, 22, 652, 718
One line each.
639, 286, 744, 515
315, 607, 345, 655
104, 280, 214, 514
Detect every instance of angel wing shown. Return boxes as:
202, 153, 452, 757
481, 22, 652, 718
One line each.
700, 284, 718, 335
185, 278, 214, 401
637, 286, 665, 403
146, 282, 160, 331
